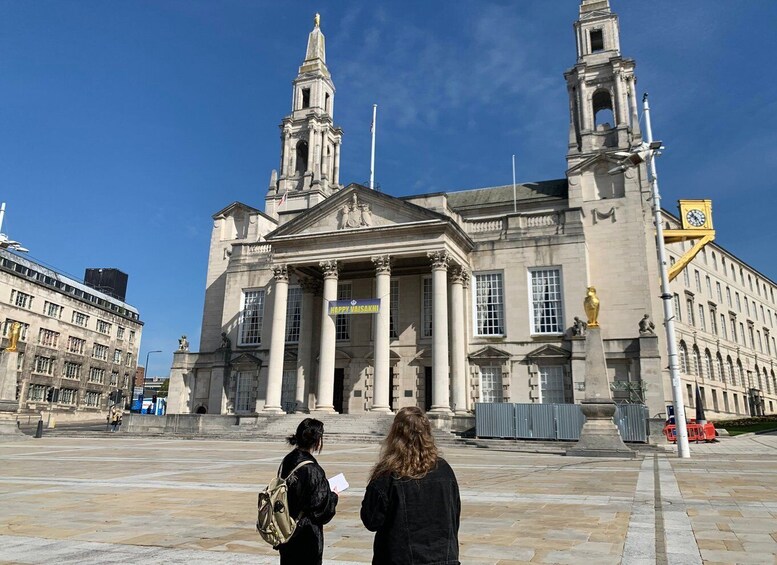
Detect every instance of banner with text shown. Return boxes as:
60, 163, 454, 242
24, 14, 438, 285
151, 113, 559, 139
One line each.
328, 299, 380, 315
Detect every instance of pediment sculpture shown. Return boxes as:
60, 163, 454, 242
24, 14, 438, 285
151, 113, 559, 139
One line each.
338, 194, 373, 229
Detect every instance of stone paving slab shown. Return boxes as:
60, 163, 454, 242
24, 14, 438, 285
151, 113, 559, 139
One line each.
0, 434, 776, 563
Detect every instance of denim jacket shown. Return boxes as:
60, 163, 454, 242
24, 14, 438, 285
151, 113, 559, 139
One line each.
361, 458, 460, 565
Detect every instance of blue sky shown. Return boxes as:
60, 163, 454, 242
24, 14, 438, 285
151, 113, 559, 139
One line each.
2, 1, 776, 377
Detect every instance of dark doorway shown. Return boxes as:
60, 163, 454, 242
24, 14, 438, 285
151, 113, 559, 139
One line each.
334, 369, 344, 414
424, 367, 432, 412
196, 406, 207, 414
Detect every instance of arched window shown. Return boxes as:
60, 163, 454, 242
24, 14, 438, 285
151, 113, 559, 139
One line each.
772, 371, 776, 394
693, 346, 702, 377
679, 342, 688, 374
295, 141, 309, 176
737, 360, 744, 388
716, 354, 724, 384
704, 350, 713, 380
764, 368, 771, 394
727, 357, 735, 386
592, 89, 615, 130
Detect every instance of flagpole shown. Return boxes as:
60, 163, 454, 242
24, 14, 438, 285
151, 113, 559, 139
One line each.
511, 155, 517, 214
370, 104, 377, 190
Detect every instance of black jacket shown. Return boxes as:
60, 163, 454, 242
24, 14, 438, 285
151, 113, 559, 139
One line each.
361, 458, 460, 565
277, 448, 338, 565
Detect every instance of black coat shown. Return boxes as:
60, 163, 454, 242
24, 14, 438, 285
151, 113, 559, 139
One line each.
277, 448, 339, 565
361, 458, 461, 565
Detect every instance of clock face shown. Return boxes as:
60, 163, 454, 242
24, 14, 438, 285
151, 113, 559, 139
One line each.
686, 209, 706, 228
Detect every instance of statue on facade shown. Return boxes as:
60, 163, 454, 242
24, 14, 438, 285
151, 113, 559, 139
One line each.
572, 316, 587, 337
6, 322, 21, 352
583, 286, 600, 328
338, 194, 373, 229
219, 332, 232, 364
639, 314, 655, 335
178, 335, 189, 351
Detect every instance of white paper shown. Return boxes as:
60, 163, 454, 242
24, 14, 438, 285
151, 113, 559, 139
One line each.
328, 472, 349, 492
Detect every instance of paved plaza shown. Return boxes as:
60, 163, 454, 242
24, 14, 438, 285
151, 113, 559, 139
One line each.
1, 433, 777, 564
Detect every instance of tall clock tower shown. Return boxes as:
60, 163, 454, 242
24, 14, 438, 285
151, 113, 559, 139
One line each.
266, 14, 344, 219
563, 0, 665, 412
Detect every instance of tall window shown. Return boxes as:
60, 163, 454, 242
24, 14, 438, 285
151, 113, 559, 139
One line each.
530, 269, 562, 334
686, 299, 695, 326
716, 282, 722, 303
726, 287, 732, 307
710, 310, 717, 335
480, 366, 503, 403
678, 342, 688, 373
475, 272, 506, 336
235, 372, 252, 412
720, 314, 727, 339
683, 269, 690, 287
716, 354, 725, 384
674, 294, 682, 322
694, 270, 701, 292
706, 276, 712, 296
693, 347, 702, 377
422, 276, 433, 338
281, 369, 297, 413
117, 326, 125, 340
698, 304, 706, 332
285, 287, 302, 343
389, 279, 399, 339
705, 350, 713, 380
336, 282, 351, 340
239, 290, 265, 345
539, 366, 566, 404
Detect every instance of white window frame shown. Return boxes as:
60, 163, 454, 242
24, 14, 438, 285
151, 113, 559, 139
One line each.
529, 268, 563, 335
235, 371, 252, 413
38, 328, 60, 348
64, 362, 81, 380
44, 301, 63, 318
72, 311, 89, 327
11, 289, 33, 309
474, 271, 506, 337
239, 289, 266, 346
92, 343, 108, 361
67, 336, 85, 355
539, 366, 567, 404
479, 366, 503, 403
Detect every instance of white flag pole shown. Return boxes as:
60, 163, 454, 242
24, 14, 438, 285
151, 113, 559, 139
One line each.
512, 154, 517, 214
370, 104, 377, 190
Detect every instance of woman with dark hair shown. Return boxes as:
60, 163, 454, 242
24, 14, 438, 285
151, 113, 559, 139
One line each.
276, 418, 339, 564
361, 406, 461, 564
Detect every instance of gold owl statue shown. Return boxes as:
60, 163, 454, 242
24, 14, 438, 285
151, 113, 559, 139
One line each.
7, 322, 22, 352
584, 287, 600, 328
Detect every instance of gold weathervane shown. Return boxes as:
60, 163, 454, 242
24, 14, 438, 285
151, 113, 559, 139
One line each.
584, 287, 600, 328
314, 13, 320, 28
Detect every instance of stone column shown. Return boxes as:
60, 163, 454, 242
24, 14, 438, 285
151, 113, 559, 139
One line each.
264, 264, 290, 413
450, 266, 469, 415
333, 141, 341, 186
0, 349, 23, 437
371, 255, 392, 412
315, 260, 339, 412
428, 251, 452, 414
295, 278, 318, 412
627, 76, 642, 139
307, 125, 316, 174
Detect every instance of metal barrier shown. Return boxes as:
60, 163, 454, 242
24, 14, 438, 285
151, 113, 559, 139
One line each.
475, 402, 649, 443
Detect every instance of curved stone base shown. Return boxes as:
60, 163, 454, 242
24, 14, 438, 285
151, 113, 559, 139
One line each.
566, 401, 637, 459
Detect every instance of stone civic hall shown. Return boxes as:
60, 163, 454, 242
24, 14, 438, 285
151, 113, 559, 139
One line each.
167, 0, 777, 427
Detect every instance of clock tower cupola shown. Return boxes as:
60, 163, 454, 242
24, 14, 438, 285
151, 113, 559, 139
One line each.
266, 13, 343, 218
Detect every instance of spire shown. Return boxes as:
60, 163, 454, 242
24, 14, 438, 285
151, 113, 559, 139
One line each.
300, 13, 328, 77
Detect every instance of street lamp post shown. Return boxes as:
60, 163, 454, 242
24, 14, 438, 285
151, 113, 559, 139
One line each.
142, 350, 162, 414
642, 93, 691, 458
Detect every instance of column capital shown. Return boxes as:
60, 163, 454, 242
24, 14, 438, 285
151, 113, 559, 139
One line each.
427, 250, 450, 271
319, 260, 340, 279
450, 266, 470, 287
299, 277, 320, 295
272, 264, 291, 282
371, 255, 391, 274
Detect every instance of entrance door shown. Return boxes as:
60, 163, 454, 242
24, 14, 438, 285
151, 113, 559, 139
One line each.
334, 369, 344, 414
424, 367, 432, 411
281, 370, 297, 414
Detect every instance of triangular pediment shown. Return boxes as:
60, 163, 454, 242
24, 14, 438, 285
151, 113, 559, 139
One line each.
566, 152, 624, 176
469, 346, 511, 360
229, 353, 262, 367
526, 344, 570, 360
267, 184, 450, 239
213, 201, 273, 223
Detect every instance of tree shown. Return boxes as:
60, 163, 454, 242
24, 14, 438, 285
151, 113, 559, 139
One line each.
157, 378, 169, 398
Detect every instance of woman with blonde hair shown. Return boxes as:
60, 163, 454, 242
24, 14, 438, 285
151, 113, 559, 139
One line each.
361, 406, 460, 564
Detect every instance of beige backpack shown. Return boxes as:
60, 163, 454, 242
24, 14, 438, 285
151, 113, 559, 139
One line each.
256, 460, 313, 547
